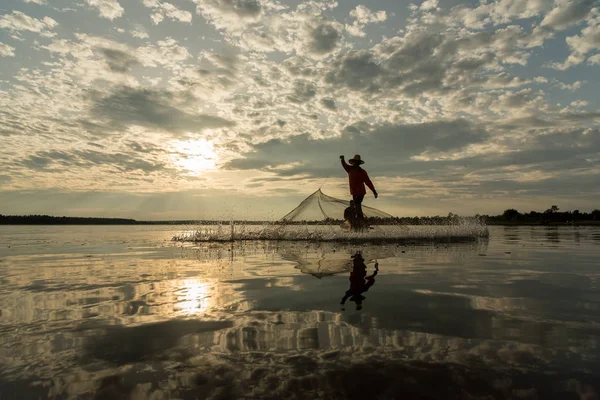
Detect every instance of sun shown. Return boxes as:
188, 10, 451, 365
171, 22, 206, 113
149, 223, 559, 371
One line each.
173, 139, 218, 174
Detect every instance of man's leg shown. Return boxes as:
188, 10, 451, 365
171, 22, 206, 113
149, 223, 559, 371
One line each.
353, 195, 364, 227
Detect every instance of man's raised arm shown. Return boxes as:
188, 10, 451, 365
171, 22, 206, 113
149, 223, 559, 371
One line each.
340, 155, 350, 172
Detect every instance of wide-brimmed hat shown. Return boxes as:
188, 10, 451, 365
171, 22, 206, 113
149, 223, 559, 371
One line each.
348, 154, 364, 165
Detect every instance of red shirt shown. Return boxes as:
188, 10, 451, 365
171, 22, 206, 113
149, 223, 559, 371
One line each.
341, 160, 376, 196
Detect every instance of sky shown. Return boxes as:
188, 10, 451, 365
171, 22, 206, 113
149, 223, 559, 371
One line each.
0, 0, 599, 220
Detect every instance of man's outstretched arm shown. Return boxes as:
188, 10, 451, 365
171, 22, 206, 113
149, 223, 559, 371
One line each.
340, 155, 350, 172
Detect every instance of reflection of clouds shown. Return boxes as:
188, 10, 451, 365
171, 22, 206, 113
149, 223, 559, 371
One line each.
2, 310, 598, 399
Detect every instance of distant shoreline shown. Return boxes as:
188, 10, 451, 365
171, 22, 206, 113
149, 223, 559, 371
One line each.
1, 215, 599, 226
486, 221, 600, 226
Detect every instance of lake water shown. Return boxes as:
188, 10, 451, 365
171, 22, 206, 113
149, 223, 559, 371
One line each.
0, 225, 599, 399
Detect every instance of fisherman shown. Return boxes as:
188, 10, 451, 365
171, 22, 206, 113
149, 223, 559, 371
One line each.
339, 154, 378, 227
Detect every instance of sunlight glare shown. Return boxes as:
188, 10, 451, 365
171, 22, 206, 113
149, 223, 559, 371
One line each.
173, 139, 218, 174
177, 279, 212, 315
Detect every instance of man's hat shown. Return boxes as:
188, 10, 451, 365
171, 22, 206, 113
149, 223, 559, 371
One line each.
348, 154, 364, 165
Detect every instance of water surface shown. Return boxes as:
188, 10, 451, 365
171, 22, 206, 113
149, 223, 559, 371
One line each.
0, 225, 599, 399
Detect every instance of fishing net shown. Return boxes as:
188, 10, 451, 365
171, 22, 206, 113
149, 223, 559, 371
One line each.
281, 189, 393, 222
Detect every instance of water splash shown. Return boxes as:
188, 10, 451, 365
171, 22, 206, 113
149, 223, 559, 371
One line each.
173, 220, 489, 243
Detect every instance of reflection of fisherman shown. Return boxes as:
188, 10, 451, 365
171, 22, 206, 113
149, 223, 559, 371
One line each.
340, 154, 378, 229
340, 252, 378, 310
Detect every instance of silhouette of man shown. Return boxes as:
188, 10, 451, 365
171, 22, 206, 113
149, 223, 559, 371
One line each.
340, 154, 377, 227
340, 252, 379, 310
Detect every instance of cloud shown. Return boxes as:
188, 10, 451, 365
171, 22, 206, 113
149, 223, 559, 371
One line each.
170, 51, 242, 100
557, 80, 585, 91
0, 11, 57, 32
73, 149, 166, 173
23, 0, 47, 4
130, 24, 149, 39
453, 0, 555, 29
322, 24, 551, 105
142, 0, 192, 24
562, 16, 600, 67
546, 11, 600, 69
85, 0, 124, 20
193, 0, 264, 31
346, 5, 387, 37
420, 0, 439, 11
88, 86, 235, 135
570, 100, 589, 108
137, 38, 190, 67
22, 155, 54, 171
324, 50, 382, 93
588, 53, 600, 64
307, 22, 341, 55
19, 149, 167, 174
0, 42, 15, 57
287, 80, 317, 103
540, 0, 596, 30
38, 34, 141, 88
100, 48, 141, 73
195, 0, 263, 21
193, 0, 343, 57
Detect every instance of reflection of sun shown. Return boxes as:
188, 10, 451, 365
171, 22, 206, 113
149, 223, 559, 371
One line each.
177, 279, 212, 315
173, 139, 218, 174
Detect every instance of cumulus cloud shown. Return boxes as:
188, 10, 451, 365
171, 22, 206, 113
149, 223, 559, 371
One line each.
540, 0, 596, 30
570, 100, 589, 107
192, 0, 343, 57
420, 0, 439, 11
550, 14, 600, 69
588, 53, 600, 64
557, 80, 585, 91
130, 24, 149, 39
137, 38, 190, 67
453, 0, 555, 29
193, 0, 264, 30
100, 48, 141, 73
142, 0, 192, 24
346, 5, 387, 37
0, 11, 57, 32
85, 0, 124, 20
0, 42, 16, 57
23, 0, 47, 3
307, 22, 341, 55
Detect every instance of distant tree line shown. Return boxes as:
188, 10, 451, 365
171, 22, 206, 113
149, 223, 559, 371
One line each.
484, 206, 600, 225
0, 215, 140, 225
0, 215, 218, 225
2, 206, 599, 225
